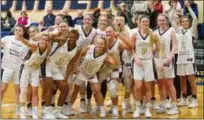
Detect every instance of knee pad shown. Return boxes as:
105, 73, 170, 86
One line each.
20, 87, 28, 103
109, 80, 118, 98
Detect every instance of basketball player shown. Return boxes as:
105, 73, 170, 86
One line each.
169, 2, 194, 104
50, 29, 80, 116
155, 14, 178, 115
76, 14, 97, 113
25, 26, 40, 117
19, 33, 51, 119
105, 26, 133, 117
130, 15, 162, 118
86, 15, 108, 113
68, 37, 120, 117
176, 2, 198, 108
105, 16, 130, 109
42, 21, 70, 119
1, 25, 29, 116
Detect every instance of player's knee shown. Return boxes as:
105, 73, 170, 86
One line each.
92, 88, 100, 95
135, 84, 142, 91
109, 80, 118, 98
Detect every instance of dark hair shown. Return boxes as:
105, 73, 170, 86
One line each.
6, 10, 13, 18
180, 16, 190, 25
139, 15, 149, 22
158, 0, 162, 3
69, 29, 80, 39
28, 25, 40, 33
169, 0, 178, 6
15, 25, 29, 39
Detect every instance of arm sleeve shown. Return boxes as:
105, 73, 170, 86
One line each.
169, 9, 181, 33
188, 7, 198, 36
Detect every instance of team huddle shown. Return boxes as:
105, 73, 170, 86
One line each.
1, 5, 198, 119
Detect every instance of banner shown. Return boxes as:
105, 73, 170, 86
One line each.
1, 0, 119, 12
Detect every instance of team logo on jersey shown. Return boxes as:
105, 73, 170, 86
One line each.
29, 61, 41, 68
55, 57, 66, 66
141, 48, 148, 56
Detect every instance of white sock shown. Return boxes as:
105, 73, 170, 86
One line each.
161, 100, 165, 105
136, 101, 140, 106
125, 97, 130, 105
65, 96, 71, 103
57, 106, 62, 111
16, 104, 21, 110
32, 107, 38, 113
146, 103, 151, 109
171, 102, 177, 108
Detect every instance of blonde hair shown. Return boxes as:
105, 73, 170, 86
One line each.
29, 26, 40, 33
42, 32, 51, 41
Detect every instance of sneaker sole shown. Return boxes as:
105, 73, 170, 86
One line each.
133, 115, 140, 118
188, 106, 198, 108
168, 112, 178, 115
146, 116, 152, 118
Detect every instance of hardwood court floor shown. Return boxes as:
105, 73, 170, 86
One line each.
1, 83, 203, 119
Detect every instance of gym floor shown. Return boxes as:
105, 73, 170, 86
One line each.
1, 83, 203, 119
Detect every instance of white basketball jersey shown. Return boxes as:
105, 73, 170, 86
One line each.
177, 29, 195, 64
1, 36, 29, 70
93, 28, 106, 44
77, 25, 96, 48
51, 41, 78, 67
155, 27, 173, 59
135, 30, 153, 59
96, 28, 106, 38
24, 43, 48, 69
108, 40, 121, 61
130, 28, 138, 37
77, 45, 106, 80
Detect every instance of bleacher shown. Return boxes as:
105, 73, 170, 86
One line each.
194, 39, 204, 85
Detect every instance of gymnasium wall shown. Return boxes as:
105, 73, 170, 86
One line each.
1, 0, 203, 23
